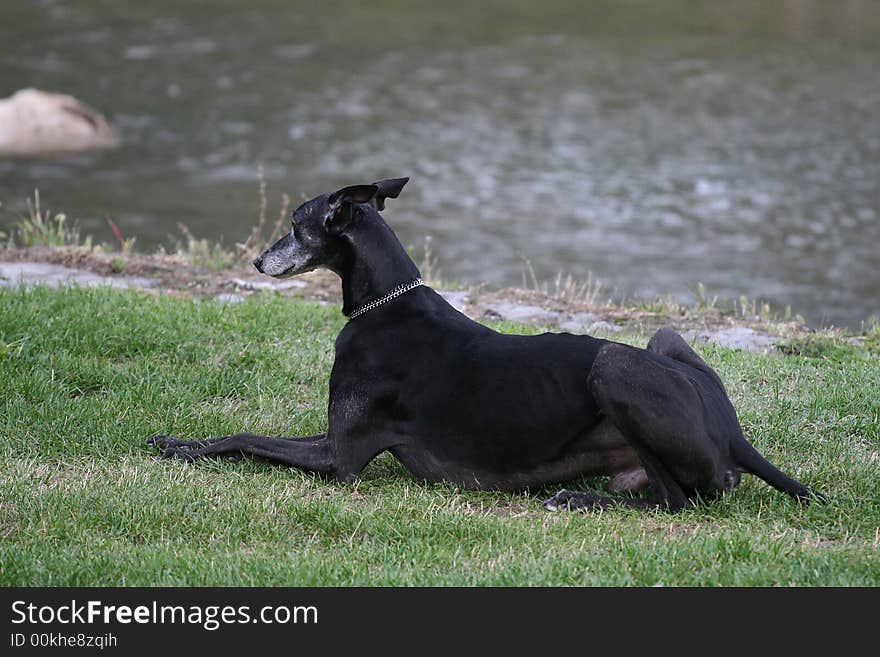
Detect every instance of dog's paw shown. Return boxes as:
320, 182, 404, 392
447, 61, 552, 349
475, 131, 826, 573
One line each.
542, 489, 609, 512
542, 489, 576, 511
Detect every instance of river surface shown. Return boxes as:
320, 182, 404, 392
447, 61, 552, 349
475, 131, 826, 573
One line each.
1, 0, 878, 328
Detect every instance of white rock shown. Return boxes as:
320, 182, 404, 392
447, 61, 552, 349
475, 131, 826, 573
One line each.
229, 277, 307, 291
681, 327, 778, 353
0, 262, 154, 290
438, 290, 469, 313
558, 312, 599, 333
484, 301, 558, 325
215, 293, 245, 304
0, 88, 120, 157
587, 320, 623, 334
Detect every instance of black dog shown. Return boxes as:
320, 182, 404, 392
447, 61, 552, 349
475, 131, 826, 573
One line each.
149, 178, 824, 512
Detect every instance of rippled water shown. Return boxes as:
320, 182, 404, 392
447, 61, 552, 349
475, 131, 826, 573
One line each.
1, 0, 878, 327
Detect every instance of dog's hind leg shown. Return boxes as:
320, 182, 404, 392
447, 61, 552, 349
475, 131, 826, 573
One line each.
544, 330, 731, 513
543, 444, 695, 513
643, 329, 826, 504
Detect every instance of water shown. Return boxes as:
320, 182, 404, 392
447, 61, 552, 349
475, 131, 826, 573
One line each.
1, 0, 878, 328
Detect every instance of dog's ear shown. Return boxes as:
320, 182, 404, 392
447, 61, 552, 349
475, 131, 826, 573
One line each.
324, 184, 379, 235
371, 177, 409, 211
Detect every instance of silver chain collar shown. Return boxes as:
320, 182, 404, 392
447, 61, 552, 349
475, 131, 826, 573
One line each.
347, 278, 424, 320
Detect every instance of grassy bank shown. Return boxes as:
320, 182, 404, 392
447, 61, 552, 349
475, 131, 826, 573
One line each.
1, 285, 878, 586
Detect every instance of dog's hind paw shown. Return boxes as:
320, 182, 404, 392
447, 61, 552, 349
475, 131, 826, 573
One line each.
543, 489, 579, 511
542, 489, 615, 512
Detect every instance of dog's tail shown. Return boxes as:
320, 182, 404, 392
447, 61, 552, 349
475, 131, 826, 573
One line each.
732, 437, 826, 504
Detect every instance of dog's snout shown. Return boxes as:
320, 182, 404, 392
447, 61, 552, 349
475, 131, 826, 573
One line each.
253, 255, 264, 272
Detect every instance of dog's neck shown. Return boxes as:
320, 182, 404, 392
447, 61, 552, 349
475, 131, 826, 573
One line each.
336, 221, 421, 317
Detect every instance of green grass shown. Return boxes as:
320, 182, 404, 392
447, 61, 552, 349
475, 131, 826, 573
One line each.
8, 189, 87, 249
1, 286, 878, 586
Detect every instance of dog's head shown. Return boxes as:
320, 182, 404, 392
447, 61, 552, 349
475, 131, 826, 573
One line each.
253, 177, 409, 278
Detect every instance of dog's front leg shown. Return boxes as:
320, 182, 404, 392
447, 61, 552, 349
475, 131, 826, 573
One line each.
148, 433, 337, 479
